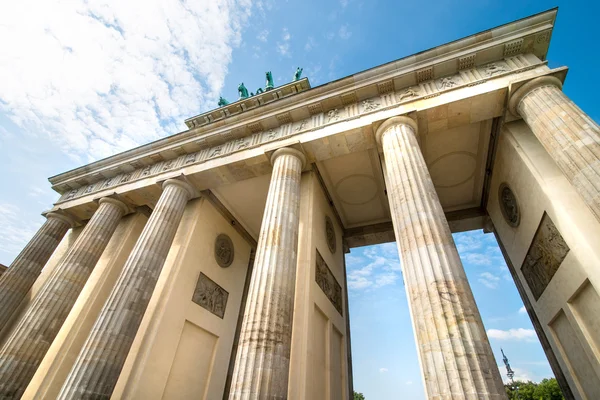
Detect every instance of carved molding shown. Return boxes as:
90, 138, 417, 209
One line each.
56, 55, 541, 203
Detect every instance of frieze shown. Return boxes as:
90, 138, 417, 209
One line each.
192, 272, 229, 318
56, 55, 540, 203
315, 249, 343, 315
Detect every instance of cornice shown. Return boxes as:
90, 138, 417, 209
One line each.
48, 9, 557, 194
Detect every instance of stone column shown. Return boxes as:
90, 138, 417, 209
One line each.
229, 148, 305, 400
58, 179, 194, 400
0, 212, 74, 330
0, 198, 127, 399
509, 76, 600, 221
376, 117, 506, 399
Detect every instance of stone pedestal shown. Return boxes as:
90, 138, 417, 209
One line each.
0, 198, 127, 399
229, 148, 305, 400
58, 179, 194, 400
0, 213, 74, 330
376, 117, 506, 399
510, 76, 600, 221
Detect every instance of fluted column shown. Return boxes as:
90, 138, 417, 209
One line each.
0, 212, 74, 330
229, 147, 305, 400
509, 76, 600, 220
58, 179, 194, 400
0, 198, 127, 399
376, 117, 506, 399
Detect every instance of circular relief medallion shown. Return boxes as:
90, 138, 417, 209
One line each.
215, 234, 234, 268
325, 216, 336, 254
499, 183, 520, 227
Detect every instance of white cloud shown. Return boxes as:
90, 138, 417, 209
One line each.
498, 365, 535, 384
256, 29, 269, 42
338, 24, 352, 40
347, 243, 401, 291
405, 381, 413, 385
518, 306, 527, 314
304, 36, 317, 52
276, 27, 291, 57
0, 203, 42, 261
478, 272, 500, 289
455, 233, 482, 253
379, 367, 388, 373
487, 328, 537, 341
0, 0, 252, 161
462, 252, 492, 266
340, 0, 349, 7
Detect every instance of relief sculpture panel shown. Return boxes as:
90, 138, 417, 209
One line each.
521, 213, 570, 300
315, 250, 343, 315
192, 272, 229, 318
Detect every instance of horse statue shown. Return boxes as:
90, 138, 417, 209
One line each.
265, 71, 274, 91
218, 96, 229, 107
293, 67, 303, 81
238, 82, 249, 99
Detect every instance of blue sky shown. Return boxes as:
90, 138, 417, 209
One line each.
0, 0, 598, 399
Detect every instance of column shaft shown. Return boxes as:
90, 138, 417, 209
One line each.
377, 117, 505, 399
229, 148, 305, 400
514, 77, 600, 220
58, 179, 193, 400
0, 198, 127, 399
0, 213, 73, 330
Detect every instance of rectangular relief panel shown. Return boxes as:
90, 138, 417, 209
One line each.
330, 326, 344, 400
312, 305, 328, 399
550, 310, 600, 399
315, 249, 344, 315
162, 321, 218, 400
569, 280, 600, 356
192, 272, 229, 319
521, 212, 569, 300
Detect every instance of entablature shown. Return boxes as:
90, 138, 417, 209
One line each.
48, 9, 558, 199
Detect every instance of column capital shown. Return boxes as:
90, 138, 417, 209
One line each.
162, 178, 196, 200
508, 75, 563, 117
375, 116, 418, 145
98, 197, 129, 215
44, 212, 76, 228
271, 147, 306, 169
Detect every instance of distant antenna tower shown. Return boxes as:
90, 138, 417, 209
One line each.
502, 348, 515, 381
502, 348, 520, 399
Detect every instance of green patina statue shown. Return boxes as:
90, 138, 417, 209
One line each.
238, 82, 249, 99
294, 67, 303, 81
265, 71, 274, 91
217, 69, 305, 107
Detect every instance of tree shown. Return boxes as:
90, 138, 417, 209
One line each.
353, 392, 365, 400
504, 378, 564, 400
534, 378, 563, 400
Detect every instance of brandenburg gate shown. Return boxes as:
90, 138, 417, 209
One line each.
0, 8, 598, 400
